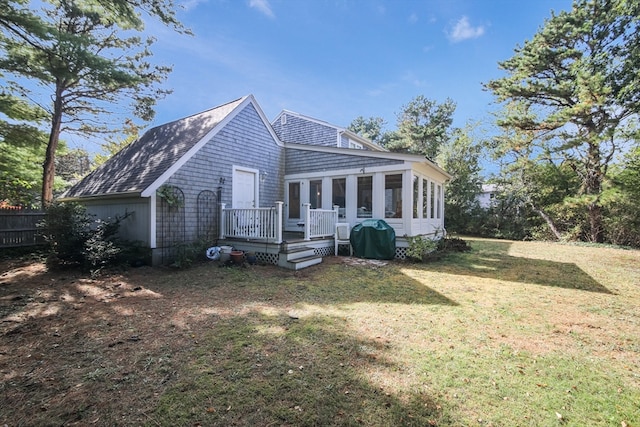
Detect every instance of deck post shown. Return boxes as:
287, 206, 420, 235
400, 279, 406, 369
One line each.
274, 201, 283, 244
219, 202, 226, 240
303, 203, 311, 241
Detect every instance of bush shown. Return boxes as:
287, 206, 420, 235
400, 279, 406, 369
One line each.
38, 202, 138, 275
406, 235, 471, 263
405, 235, 439, 262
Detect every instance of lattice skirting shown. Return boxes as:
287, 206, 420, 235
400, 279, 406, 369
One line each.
255, 252, 279, 265
394, 246, 408, 260
252, 246, 407, 265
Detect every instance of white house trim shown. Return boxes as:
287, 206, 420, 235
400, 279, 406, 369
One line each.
141, 95, 281, 198
149, 192, 157, 248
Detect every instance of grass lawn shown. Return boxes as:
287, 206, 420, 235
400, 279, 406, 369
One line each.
1, 237, 639, 426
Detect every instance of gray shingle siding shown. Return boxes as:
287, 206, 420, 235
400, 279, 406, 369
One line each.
162, 103, 284, 243
272, 113, 338, 147
285, 148, 403, 175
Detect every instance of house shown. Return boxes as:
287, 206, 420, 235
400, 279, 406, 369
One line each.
477, 184, 499, 209
62, 95, 450, 268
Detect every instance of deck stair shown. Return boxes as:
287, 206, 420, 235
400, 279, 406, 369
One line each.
278, 246, 322, 270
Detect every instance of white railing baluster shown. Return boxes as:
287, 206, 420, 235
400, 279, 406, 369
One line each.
218, 202, 284, 243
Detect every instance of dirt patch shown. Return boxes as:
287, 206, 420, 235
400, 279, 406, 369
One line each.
0, 260, 233, 425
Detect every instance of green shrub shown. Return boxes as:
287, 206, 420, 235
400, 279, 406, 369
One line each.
38, 202, 137, 275
406, 235, 471, 262
405, 235, 439, 262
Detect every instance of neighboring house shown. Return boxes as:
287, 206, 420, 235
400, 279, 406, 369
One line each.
477, 184, 499, 209
62, 95, 450, 268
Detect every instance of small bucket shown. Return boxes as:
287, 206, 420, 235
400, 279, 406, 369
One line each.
219, 246, 233, 263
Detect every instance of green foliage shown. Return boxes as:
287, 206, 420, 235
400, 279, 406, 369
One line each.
93, 120, 139, 168
56, 148, 91, 184
405, 234, 438, 262
436, 125, 483, 233
0, 0, 186, 206
39, 202, 139, 275
405, 234, 470, 262
169, 239, 209, 269
484, 0, 640, 243
39, 202, 92, 269
385, 95, 456, 160
347, 116, 387, 146
157, 185, 184, 207
601, 148, 640, 247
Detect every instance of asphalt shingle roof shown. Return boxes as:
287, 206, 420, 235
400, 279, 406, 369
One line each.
64, 97, 246, 199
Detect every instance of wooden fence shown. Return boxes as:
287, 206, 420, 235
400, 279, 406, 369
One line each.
0, 208, 46, 248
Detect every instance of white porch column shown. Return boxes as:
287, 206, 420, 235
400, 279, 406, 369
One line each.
275, 201, 283, 244
303, 202, 311, 241
219, 202, 226, 240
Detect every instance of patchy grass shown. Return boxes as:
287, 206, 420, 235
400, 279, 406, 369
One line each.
1, 238, 639, 426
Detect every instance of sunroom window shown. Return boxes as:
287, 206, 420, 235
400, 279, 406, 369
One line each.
385, 174, 402, 218
357, 176, 372, 218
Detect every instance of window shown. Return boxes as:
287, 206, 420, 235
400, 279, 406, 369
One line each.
288, 182, 300, 218
430, 181, 435, 219
357, 176, 372, 218
385, 174, 403, 218
309, 180, 322, 209
422, 178, 429, 218
413, 175, 419, 219
348, 139, 363, 149
436, 184, 442, 219
332, 178, 346, 219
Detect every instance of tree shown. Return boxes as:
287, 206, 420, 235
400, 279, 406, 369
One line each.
602, 146, 640, 246
0, 91, 49, 206
0, 0, 187, 207
347, 116, 387, 146
436, 125, 483, 233
385, 95, 456, 160
485, 0, 640, 242
57, 147, 91, 185
93, 119, 139, 168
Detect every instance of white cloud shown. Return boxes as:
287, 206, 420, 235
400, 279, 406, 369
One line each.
408, 12, 418, 24
448, 16, 484, 42
248, 0, 275, 18
180, 0, 207, 12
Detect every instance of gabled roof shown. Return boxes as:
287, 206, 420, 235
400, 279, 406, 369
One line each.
272, 109, 387, 152
63, 95, 277, 199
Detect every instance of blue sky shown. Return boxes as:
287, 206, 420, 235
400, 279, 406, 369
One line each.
145, 0, 573, 139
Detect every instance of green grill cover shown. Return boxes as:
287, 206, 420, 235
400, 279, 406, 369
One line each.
349, 219, 396, 260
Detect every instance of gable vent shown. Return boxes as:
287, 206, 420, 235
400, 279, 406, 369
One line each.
281, 114, 287, 125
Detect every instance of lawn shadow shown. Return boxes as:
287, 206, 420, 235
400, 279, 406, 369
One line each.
275, 260, 458, 306
429, 239, 612, 294
153, 312, 454, 426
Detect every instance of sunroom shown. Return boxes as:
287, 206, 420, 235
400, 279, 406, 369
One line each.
282, 143, 450, 240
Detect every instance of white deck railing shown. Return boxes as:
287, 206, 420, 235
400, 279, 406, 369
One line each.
220, 202, 339, 243
301, 203, 339, 241
220, 201, 283, 244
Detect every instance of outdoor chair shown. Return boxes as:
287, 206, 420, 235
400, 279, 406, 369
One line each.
334, 222, 352, 256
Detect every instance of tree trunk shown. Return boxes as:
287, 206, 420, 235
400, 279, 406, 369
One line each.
41, 86, 64, 208
585, 141, 605, 243
532, 204, 563, 240
587, 202, 604, 243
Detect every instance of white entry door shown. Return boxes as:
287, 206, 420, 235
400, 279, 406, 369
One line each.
233, 168, 257, 208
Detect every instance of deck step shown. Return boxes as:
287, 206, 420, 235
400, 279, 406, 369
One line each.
278, 246, 322, 270
278, 255, 323, 270
280, 246, 316, 261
